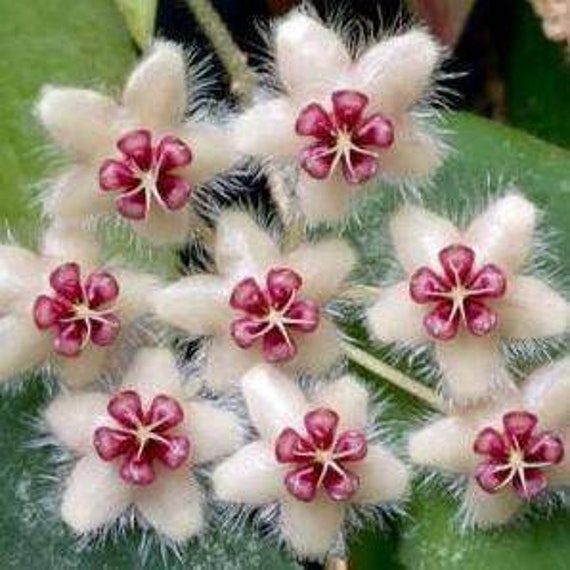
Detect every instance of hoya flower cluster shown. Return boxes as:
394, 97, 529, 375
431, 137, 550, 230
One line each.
0, 6, 567, 565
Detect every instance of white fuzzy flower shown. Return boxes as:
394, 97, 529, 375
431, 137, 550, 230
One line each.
234, 11, 445, 223
0, 222, 159, 387
409, 357, 570, 528
212, 365, 408, 559
151, 211, 356, 393
367, 193, 569, 404
45, 348, 243, 542
37, 41, 235, 245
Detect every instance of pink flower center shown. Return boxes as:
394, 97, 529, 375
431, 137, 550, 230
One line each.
93, 390, 190, 486
275, 408, 367, 502
295, 89, 394, 185
229, 267, 320, 363
409, 244, 507, 341
473, 410, 564, 499
33, 262, 121, 358
99, 129, 193, 221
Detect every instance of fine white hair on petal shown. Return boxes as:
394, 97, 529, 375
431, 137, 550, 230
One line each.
280, 496, 345, 559
389, 204, 460, 274
61, 455, 131, 534
212, 441, 284, 504
462, 479, 521, 529
523, 357, 570, 429
294, 172, 352, 225
313, 374, 369, 431
435, 333, 506, 403
214, 210, 280, 280
274, 11, 351, 97
284, 238, 357, 302
233, 98, 300, 158
151, 275, 230, 336
497, 276, 568, 339
464, 192, 537, 273
367, 282, 429, 344
130, 205, 191, 246
287, 317, 344, 377
241, 364, 308, 441
36, 86, 118, 159
122, 41, 187, 129
40, 221, 101, 268
44, 392, 108, 454
0, 315, 50, 382
111, 268, 162, 321
134, 469, 204, 542
408, 417, 476, 473
184, 401, 243, 464
121, 348, 183, 401
0, 244, 44, 302
352, 28, 443, 116
351, 444, 409, 503
56, 346, 109, 389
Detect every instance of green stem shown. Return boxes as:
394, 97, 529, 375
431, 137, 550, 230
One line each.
341, 341, 442, 410
185, 0, 257, 103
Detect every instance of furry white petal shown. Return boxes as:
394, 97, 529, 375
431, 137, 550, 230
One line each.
498, 276, 568, 338
280, 496, 344, 559
241, 364, 307, 440
212, 441, 284, 504
130, 205, 191, 245
435, 333, 504, 403
289, 317, 343, 376
134, 469, 204, 542
275, 12, 350, 97
464, 193, 536, 272
353, 29, 442, 116
122, 42, 186, 129
152, 275, 230, 335
463, 479, 522, 528
36, 87, 117, 159
121, 348, 183, 401
314, 375, 369, 431
45, 392, 108, 454
367, 282, 430, 343
62, 455, 131, 534
524, 357, 570, 429
294, 172, 352, 224
111, 268, 161, 321
284, 238, 356, 302
352, 444, 409, 503
408, 417, 476, 473
233, 98, 300, 157
0, 316, 49, 382
57, 347, 110, 389
390, 205, 460, 274
184, 401, 243, 464
379, 120, 444, 180
0, 245, 43, 302
40, 222, 101, 268
215, 211, 280, 280
201, 335, 259, 392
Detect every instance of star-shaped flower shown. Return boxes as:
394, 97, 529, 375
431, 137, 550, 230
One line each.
45, 348, 243, 541
0, 223, 159, 387
367, 193, 569, 403
37, 41, 235, 244
151, 211, 356, 392
408, 357, 570, 527
234, 11, 445, 223
213, 365, 408, 559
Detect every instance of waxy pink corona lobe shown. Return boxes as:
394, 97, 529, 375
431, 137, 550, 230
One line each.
296, 90, 394, 185
93, 390, 191, 486
99, 129, 193, 220
33, 262, 121, 357
229, 267, 320, 363
410, 244, 507, 340
275, 408, 367, 502
473, 411, 564, 499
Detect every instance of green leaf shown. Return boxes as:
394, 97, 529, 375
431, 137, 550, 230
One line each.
345, 112, 570, 568
0, 0, 135, 229
114, 0, 158, 48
